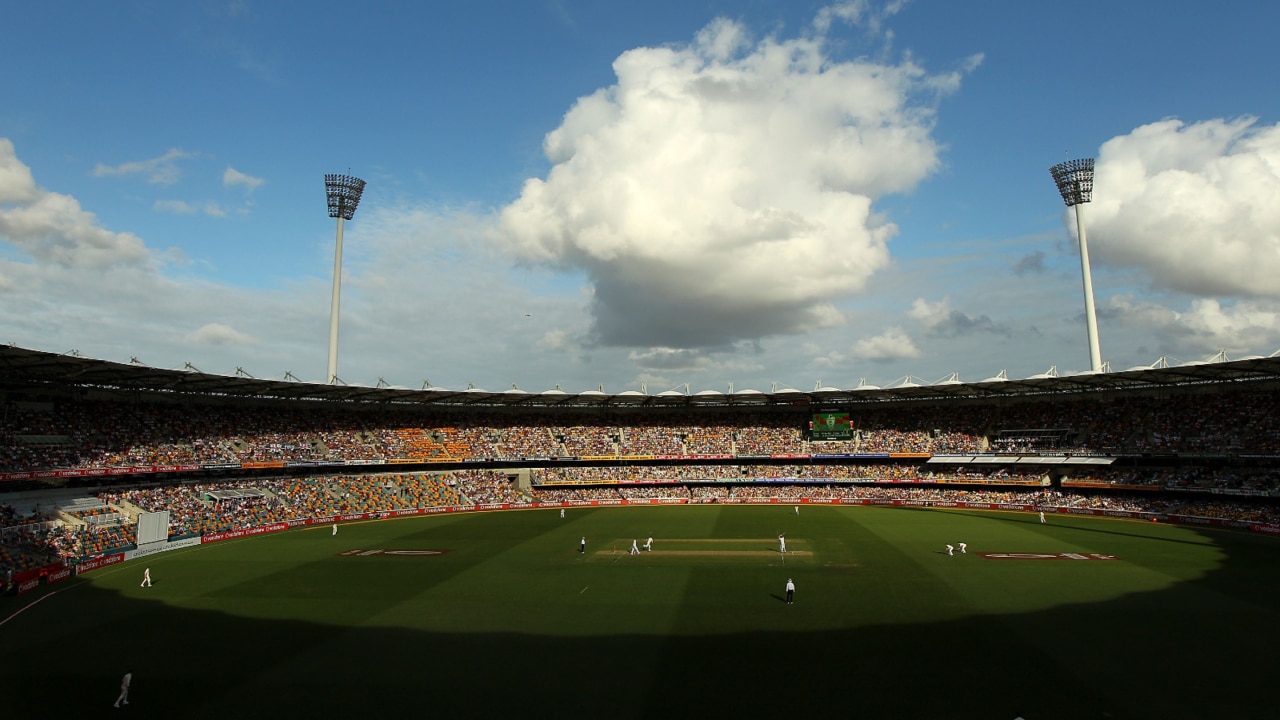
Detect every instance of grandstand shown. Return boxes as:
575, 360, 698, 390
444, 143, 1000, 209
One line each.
3, 342, 1280, 583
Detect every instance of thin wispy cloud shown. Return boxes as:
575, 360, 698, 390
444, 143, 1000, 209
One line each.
223, 167, 264, 192
91, 148, 194, 186
154, 200, 227, 217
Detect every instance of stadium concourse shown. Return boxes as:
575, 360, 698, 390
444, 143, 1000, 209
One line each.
2, 344, 1279, 594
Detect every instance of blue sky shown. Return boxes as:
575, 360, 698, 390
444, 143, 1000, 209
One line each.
3, 0, 1280, 393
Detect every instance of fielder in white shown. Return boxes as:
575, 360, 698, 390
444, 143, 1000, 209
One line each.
560, 508, 565, 518
946, 544, 954, 556
114, 671, 131, 707
140, 568, 152, 587
778, 534, 787, 554
332, 522, 338, 536
958, 542, 967, 554
644, 537, 653, 552
1040, 511, 1046, 524
630, 538, 639, 555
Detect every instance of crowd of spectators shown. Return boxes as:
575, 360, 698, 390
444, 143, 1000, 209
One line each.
11, 388, 1277, 474
4, 384, 1280, 579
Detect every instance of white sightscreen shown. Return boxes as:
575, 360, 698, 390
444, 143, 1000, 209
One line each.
137, 511, 170, 544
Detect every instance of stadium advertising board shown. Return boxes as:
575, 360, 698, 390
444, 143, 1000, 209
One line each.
202, 522, 289, 544
0, 464, 202, 483
810, 412, 853, 441
75, 553, 125, 575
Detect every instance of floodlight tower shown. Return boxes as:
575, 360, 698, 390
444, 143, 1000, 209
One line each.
1050, 158, 1103, 372
324, 173, 366, 385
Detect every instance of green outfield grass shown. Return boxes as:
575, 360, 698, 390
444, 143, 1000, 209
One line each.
2, 505, 1277, 719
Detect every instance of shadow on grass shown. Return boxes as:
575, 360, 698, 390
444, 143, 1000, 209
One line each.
2, 525, 1277, 720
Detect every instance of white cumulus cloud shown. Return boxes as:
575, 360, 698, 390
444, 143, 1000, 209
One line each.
1087, 117, 1280, 298
496, 9, 977, 350
1107, 295, 1280, 355
909, 296, 1008, 337
0, 139, 152, 268
853, 326, 920, 360
187, 322, 257, 346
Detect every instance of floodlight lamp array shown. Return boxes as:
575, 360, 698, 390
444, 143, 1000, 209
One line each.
325, 174, 366, 220
1049, 158, 1094, 207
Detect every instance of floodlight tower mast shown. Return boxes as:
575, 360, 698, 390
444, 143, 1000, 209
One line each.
1050, 158, 1102, 372
324, 173, 366, 385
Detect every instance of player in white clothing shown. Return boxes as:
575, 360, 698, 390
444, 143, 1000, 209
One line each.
114, 671, 131, 707
958, 542, 967, 554
778, 534, 787, 554
140, 568, 152, 587
332, 522, 337, 536
644, 537, 653, 552
1039, 511, 1046, 524
630, 538, 639, 555
945, 544, 954, 556
560, 508, 565, 518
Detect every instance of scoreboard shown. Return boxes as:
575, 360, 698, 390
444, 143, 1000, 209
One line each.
810, 412, 853, 441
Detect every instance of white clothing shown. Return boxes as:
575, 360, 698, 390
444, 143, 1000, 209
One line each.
559, 508, 565, 518
644, 537, 653, 551
630, 539, 639, 555
332, 523, 337, 536
778, 535, 787, 554
1039, 512, 1046, 524
946, 544, 954, 556
958, 543, 967, 554
794, 506, 799, 515
141, 569, 151, 587
114, 672, 131, 707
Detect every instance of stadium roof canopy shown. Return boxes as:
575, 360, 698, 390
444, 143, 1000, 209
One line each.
2, 344, 1279, 409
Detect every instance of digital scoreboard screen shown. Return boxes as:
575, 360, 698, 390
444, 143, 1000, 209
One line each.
810, 412, 853, 441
